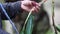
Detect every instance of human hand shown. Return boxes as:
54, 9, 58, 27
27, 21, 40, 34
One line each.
21, 1, 40, 12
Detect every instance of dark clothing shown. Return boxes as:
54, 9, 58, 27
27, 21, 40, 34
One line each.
0, 13, 2, 29
0, 1, 22, 34
0, 1, 21, 20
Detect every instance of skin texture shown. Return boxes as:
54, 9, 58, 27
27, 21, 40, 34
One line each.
21, 1, 40, 12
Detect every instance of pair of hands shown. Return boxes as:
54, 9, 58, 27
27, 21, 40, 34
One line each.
21, 1, 40, 12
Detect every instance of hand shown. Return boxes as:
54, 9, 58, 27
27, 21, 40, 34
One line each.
21, 1, 40, 12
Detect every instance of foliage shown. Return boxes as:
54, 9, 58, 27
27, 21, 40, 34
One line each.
20, 15, 34, 34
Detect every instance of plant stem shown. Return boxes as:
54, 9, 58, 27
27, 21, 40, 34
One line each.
52, 0, 58, 34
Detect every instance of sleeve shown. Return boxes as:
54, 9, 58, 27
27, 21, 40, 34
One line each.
0, 1, 22, 20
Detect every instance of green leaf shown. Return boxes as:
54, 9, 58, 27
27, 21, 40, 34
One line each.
20, 15, 34, 34
20, 31, 24, 34
25, 15, 34, 34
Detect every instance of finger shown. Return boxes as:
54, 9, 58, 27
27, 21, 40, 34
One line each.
35, 6, 40, 12
36, 6, 40, 12
32, 1, 40, 6
33, 7, 38, 13
32, 7, 35, 12
35, 3, 40, 6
